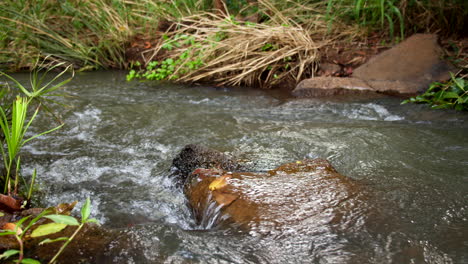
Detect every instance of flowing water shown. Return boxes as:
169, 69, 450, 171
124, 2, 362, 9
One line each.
9, 71, 468, 263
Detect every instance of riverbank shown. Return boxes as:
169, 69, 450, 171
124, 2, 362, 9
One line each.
1, 1, 466, 73
0, 1, 467, 102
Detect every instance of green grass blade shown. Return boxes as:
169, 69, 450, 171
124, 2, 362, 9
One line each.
0, 72, 31, 97
385, 13, 394, 39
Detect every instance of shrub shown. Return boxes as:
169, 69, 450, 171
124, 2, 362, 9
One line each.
402, 73, 468, 111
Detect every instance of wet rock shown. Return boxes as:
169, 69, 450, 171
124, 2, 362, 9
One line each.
292, 77, 374, 97
0, 203, 143, 263
185, 158, 366, 230
170, 144, 242, 187
27, 224, 139, 263
352, 34, 456, 94
0, 210, 13, 226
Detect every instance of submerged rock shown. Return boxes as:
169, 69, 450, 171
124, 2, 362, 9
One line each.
171, 146, 366, 231
292, 77, 373, 97
189, 159, 364, 230
170, 144, 243, 187
0, 203, 143, 263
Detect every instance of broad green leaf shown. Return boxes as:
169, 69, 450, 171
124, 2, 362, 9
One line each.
0, 212, 4, 217
19, 258, 41, 264
440, 92, 459, 99
44, 215, 79, 226
0, 249, 19, 259
81, 197, 91, 222
25, 209, 52, 231
39, 237, 69, 245
31, 223, 67, 238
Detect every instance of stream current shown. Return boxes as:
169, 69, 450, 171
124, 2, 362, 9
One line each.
12, 71, 468, 263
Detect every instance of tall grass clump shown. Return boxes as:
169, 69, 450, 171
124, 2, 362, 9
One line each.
267, 0, 467, 40
0, 0, 221, 71
0, 0, 136, 70
128, 0, 365, 88
0, 61, 72, 197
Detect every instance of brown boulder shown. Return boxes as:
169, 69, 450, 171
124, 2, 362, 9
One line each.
352, 34, 456, 94
292, 77, 374, 97
293, 34, 457, 97
0, 203, 143, 263
186, 159, 365, 230
170, 144, 243, 187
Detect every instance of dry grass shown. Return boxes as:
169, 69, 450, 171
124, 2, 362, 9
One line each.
140, 0, 361, 88
180, 15, 323, 87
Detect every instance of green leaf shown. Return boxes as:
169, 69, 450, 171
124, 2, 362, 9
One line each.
0, 231, 16, 236
0, 212, 4, 217
15, 215, 32, 229
85, 218, 100, 225
24, 209, 52, 232
81, 197, 91, 222
39, 237, 69, 245
31, 223, 67, 238
0, 249, 19, 259
19, 258, 41, 264
44, 215, 79, 226
440, 92, 459, 99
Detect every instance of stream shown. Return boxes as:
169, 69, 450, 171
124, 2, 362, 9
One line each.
11, 71, 468, 263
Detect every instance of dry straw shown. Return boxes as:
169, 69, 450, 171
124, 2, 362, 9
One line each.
141, 1, 342, 88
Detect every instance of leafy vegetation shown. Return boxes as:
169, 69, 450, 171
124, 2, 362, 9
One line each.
0, 198, 98, 264
127, 34, 204, 81
402, 73, 468, 111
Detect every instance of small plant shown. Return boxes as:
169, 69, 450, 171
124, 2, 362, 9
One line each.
260, 43, 277, 52
0, 96, 63, 195
0, 198, 98, 264
0, 61, 72, 198
402, 73, 468, 111
126, 34, 204, 82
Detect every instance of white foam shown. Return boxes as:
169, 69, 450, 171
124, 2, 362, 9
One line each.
342, 103, 404, 121
188, 98, 210, 104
